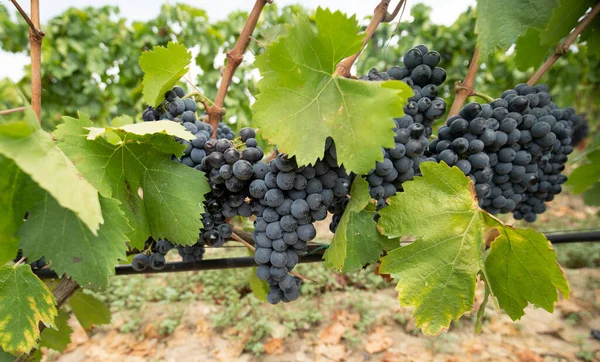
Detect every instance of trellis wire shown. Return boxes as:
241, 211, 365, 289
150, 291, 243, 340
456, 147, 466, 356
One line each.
31, 229, 600, 279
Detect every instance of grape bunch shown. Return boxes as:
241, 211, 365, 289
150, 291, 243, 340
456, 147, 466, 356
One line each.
570, 112, 589, 148
250, 142, 350, 304
428, 83, 578, 222
131, 239, 171, 271
356, 45, 448, 209
14, 252, 47, 270
134, 87, 264, 269
360, 44, 447, 137
142, 86, 234, 141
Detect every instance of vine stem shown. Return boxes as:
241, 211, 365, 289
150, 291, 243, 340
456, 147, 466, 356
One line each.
0, 107, 26, 115
334, 0, 406, 77
29, 0, 43, 122
527, 2, 600, 86
447, 48, 480, 119
230, 232, 317, 283
205, 0, 271, 138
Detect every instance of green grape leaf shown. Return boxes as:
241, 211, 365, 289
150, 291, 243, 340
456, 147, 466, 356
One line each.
540, 0, 595, 45
377, 162, 569, 334
581, 16, 600, 58
0, 109, 102, 235
87, 120, 195, 142
378, 162, 484, 335
55, 113, 210, 249
0, 264, 57, 356
40, 309, 72, 352
0, 157, 25, 265
139, 42, 191, 108
483, 216, 570, 320
515, 28, 547, 70
475, 0, 558, 56
19, 191, 130, 288
109, 115, 135, 127
0, 349, 15, 362
324, 177, 392, 272
252, 8, 413, 174
565, 149, 600, 193
583, 182, 600, 207
69, 291, 111, 329
249, 268, 269, 302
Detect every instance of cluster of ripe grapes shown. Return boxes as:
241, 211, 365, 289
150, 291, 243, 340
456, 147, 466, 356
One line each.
128, 44, 586, 302
250, 141, 351, 303
133, 87, 259, 271
356, 45, 447, 211
428, 83, 585, 222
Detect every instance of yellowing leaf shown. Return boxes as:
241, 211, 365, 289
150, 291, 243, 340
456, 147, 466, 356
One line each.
0, 264, 57, 356
252, 8, 412, 174
378, 162, 569, 335
379, 162, 484, 335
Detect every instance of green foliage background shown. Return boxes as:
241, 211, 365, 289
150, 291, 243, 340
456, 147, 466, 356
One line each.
1, 3, 598, 135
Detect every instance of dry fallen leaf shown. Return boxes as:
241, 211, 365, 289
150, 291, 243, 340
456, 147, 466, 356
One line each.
331, 309, 360, 327
263, 337, 285, 355
319, 322, 347, 344
365, 326, 394, 354
144, 323, 160, 339
212, 335, 249, 361
516, 349, 544, 362
314, 343, 346, 361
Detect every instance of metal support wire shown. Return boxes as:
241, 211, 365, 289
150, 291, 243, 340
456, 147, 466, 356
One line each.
545, 230, 600, 244
33, 254, 325, 279
31, 229, 600, 279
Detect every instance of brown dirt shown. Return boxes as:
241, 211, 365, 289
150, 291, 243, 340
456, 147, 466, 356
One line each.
47, 268, 600, 362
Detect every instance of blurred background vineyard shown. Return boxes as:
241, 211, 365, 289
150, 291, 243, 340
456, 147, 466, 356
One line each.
1, 2, 600, 361
1, 3, 599, 137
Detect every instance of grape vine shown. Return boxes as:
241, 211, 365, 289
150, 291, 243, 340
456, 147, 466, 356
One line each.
1, 0, 598, 359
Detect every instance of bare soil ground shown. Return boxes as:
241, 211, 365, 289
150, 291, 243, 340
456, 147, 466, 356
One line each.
46, 270, 600, 362
45, 192, 600, 362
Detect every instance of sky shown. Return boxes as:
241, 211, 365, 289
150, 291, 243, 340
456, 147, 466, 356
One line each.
0, 0, 475, 81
